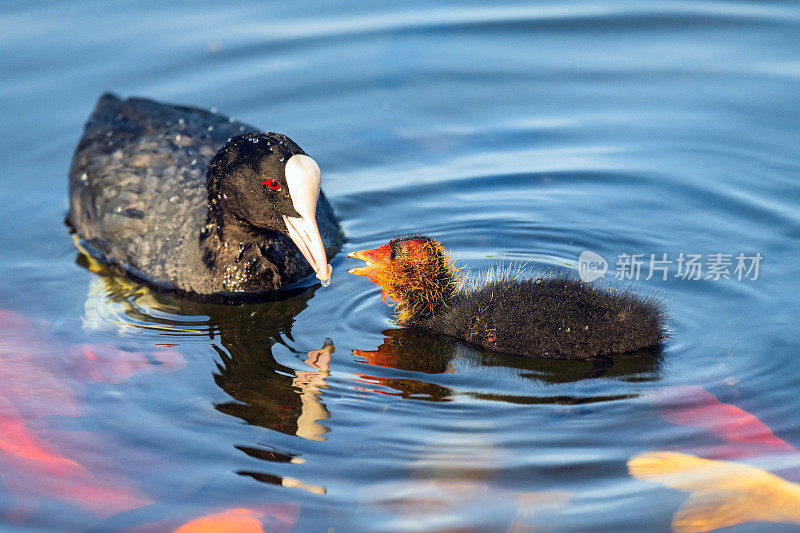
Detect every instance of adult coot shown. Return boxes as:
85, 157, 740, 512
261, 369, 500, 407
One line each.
67, 94, 342, 300
349, 235, 664, 359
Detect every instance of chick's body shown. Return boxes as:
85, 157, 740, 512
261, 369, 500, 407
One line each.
416, 277, 663, 359
350, 236, 664, 360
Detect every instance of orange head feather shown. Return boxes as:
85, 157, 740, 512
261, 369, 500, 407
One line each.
349, 235, 460, 324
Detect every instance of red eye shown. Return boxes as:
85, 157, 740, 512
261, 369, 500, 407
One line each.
262, 179, 281, 191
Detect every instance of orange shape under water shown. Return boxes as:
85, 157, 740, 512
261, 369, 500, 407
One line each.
173, 508, 266, 533
629, 451, 800, 533
0, 401, 151, 517
0, 309, 181, 517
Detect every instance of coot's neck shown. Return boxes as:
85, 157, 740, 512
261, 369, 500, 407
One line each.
200, 178, 265, 273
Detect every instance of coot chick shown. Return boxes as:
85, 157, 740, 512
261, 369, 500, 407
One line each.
349, 235, 664, 359
67, 94, 343, 300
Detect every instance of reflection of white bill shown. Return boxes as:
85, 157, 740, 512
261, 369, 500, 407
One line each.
293, 338, 335, 442
82, 277, 132, 335
578, 250, 608, 282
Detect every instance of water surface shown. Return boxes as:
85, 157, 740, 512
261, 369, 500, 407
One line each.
1, 1, 799, 531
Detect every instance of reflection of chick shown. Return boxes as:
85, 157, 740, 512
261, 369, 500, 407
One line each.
628, 451, 800, 532
353, 328, 455, 373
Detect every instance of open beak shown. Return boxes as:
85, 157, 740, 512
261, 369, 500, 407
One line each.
283, 154, 332, 285
347, 245, 391, 284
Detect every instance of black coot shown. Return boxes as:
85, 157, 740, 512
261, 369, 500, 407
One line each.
67, 94, 342, 300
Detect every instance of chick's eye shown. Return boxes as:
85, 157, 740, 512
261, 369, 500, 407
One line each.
261, 179, 281, 191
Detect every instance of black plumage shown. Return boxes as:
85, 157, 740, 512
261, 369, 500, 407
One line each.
67, 93, 342, 300
349, 235, 664, 359
419, 276, 663, 359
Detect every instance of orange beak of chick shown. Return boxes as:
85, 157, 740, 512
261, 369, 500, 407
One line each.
347, 243, 392, 286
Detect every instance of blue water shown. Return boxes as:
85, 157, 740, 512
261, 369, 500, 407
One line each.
1, 1, 800, 531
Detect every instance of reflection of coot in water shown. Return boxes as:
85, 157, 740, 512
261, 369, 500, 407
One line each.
80, 276, 329, 493
354, 328, 662, 404
85, 274, 324, 437
209, 292, 320, 434
209, 295, 334, 448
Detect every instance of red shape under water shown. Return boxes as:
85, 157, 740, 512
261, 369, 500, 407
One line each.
0, 309, 187, 519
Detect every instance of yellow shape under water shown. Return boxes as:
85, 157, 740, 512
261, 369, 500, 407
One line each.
628, 451, 800, 532
72, 235, 106, 273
